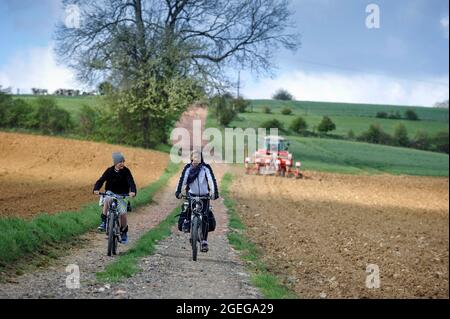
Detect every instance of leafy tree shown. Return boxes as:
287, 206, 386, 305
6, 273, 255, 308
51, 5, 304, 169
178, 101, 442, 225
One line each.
29, 97, 73, 134
433, 100, 449, 108
432, 131, 449, 154
289, 116, 308, 134
260, 119, 284, 131
263, 106, 272, 114
4, 99, 33, 128
317, 116, 336, 134
411, 130, 430, 150
281, 107, 293, 115
388, 111, 401, 119
212, 95, 236, 126
347, 129, 355, 140
405, 109, 419, 121
394, 123, 409, 147
0, 92, 14, 126
358, 124, 393, 145
233, 97, 250, 113
78, 104, 99, 136
98, 81, 114, 95
376, 111, 388, 119
110, 73, 202, 145
272, 89, 294, 101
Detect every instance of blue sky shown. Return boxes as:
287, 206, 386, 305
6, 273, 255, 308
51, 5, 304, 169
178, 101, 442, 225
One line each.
0, 0, 448, 106
285, 0, 449, 77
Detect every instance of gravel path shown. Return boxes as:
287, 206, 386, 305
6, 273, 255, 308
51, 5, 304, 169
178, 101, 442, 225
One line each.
107, 164, 261, 299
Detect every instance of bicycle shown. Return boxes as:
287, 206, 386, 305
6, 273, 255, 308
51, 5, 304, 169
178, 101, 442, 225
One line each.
98, 191, 130, 257
181, 194, 211, 261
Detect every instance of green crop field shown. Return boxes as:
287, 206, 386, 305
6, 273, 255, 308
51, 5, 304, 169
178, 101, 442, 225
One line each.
287, 136, 448, 176
208, 101, 449, 177
250, 100, 449, 122
237, 100, 449, 138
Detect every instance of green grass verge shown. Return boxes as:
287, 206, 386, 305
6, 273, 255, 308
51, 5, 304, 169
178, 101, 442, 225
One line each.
222, 173, 297, 299
96, 205, 180, 282
0, 161, 180, 267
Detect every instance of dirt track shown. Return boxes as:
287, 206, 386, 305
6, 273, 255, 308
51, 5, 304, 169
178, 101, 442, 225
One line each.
230, 170, 449, 298
0, 133, 168, 218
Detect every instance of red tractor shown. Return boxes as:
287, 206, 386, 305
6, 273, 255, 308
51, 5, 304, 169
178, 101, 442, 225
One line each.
245, 136, 302, 178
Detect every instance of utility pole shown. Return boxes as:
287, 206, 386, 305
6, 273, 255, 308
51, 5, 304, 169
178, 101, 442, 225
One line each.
237, 70, 240, 99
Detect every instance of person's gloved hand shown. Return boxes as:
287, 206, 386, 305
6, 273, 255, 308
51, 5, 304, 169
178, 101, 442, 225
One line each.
175, 191, 181, 199
212, 192, 219, 200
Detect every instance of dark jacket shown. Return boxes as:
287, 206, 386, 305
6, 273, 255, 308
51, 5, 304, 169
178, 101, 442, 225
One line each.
93, 166, 137, 195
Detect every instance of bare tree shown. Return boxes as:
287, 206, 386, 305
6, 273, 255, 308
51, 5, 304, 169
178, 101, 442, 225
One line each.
56, 0, 298, 87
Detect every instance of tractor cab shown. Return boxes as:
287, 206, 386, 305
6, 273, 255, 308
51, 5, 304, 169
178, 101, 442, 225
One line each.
264, 136, 290, 154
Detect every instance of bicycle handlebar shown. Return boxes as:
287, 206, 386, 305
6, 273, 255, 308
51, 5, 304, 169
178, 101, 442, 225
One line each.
181, 194, 211, 200
97, 192, 130, 198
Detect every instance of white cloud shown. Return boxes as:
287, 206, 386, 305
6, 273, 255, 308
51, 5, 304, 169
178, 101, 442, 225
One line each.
1, 44, 447, 107
0, 44, 82, 94
441, 16, 449, 39
241, 71, 449, 107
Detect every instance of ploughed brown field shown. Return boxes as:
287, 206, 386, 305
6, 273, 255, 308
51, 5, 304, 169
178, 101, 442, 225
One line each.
230, 169, 449, 298
0, 132, 168, 218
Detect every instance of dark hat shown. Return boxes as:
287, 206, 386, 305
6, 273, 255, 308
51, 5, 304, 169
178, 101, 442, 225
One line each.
112, 152, 125, 165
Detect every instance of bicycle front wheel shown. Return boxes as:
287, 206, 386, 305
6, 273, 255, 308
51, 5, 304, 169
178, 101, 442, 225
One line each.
191, 216, 199, 261
107, 215, 117, 256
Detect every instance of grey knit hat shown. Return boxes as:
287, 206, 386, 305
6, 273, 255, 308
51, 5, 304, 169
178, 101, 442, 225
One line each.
112, 152, 125, 165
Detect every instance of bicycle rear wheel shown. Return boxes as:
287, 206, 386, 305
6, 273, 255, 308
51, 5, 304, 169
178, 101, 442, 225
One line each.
112, 218, 118, 255
191, 216, 199, 261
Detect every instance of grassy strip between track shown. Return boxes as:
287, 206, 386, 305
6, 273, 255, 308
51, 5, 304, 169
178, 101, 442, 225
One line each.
222, 173, 297, 299
0, 161, 180, 268
96, 204, 180, 282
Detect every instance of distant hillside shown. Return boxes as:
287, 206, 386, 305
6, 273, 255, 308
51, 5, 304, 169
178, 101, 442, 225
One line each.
238, 99, 449, 138
250, 99, 449, 123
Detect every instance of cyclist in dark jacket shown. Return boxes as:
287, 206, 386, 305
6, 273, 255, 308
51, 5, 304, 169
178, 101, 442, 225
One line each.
175, 150, 219, 252
93, 152, 136, 243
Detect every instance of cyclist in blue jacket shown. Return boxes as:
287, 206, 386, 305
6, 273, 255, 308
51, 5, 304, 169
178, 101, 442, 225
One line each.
175, 150, 219, 252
